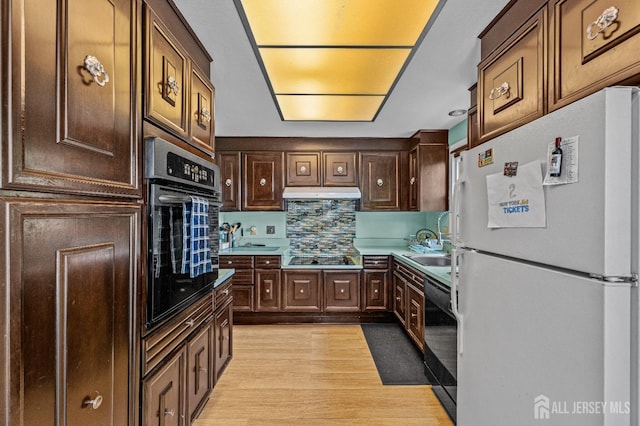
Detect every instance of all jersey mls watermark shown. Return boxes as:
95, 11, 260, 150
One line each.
534, 394, 630, 420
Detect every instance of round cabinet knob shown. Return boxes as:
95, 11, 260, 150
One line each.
259, 178, 267, 186
266, 261, 270, 264
410, 177, 416, 185
374, 261, 379, 265
228, 260, 232, 264
299, 165, 307, 173
374, 289, 378, 293
83, 392, 103, 410
340, 289, 345, 293
225, 178, 232, 187
376, 178, 384, 187
266, 289, 270, 293
300, 289, 304, 294
337, 166, 345, 175
224, 289, 229, 295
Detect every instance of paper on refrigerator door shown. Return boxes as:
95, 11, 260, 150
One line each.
486, 160, 546, 228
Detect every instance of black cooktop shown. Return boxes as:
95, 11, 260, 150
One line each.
289, 256, 355, 266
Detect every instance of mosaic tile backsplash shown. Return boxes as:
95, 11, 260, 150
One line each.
287, 200, 357, 256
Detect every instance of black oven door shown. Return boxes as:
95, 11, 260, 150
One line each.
146, 183, 220, 329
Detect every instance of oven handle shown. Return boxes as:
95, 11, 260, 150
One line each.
157, 194, 222, 207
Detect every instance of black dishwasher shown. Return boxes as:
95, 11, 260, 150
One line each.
423, 276, 457, 421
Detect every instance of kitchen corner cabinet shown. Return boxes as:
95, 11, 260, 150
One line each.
286, 152, 321, 186
549, 0, 640, 111
282, 270, 322, 312
1, 198, 139, 425
323, 271, 361, 312
408, 131, 449, 212
3, 0, 139, 197
243, 152, 284, 211
478, 6, 547, 142
218, 152, 241, 211
323, 152, 358, 186
359, 152, 403, 211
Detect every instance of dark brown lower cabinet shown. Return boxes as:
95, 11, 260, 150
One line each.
143, 348, 186, 426
392, 274, 407, 328
393, 260, 426, 349
323, 271, 361, 312
406, 284, 425, 351
363, 270, 389, 311
187, 323, 213, 422
256, 269, 281, 311
0, 197, 139, 425
282, 270, 322, 312
214, 299, 233, 383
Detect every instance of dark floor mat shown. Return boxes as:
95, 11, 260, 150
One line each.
361, 323, 434, 385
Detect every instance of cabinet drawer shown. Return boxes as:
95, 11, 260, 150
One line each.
255, 255, 281, 269
143, 293, 213, 376
219, 255, 254, 269
215, 279, 233, 308
393, 261, 425, 288
362, 255, 389, 269
479, 7, 546, 142
230, 269, 254, 285
551, 0, 640, 110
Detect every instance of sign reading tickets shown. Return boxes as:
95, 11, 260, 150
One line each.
486, 160, 546, 228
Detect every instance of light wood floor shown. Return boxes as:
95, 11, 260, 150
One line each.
193, 324, 454, 425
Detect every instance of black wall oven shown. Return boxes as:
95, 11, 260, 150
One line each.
423, 276, 457, 421
145, 137, 221, 330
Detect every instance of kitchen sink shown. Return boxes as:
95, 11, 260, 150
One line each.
230, 246, 279, 252
403, 254, 451, 267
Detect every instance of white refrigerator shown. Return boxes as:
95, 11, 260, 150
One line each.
451, 87, 638, 425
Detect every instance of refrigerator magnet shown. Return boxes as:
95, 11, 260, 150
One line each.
478, 148, 494, 167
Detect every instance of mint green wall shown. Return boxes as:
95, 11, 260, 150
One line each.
448, 119, 467, 145
219, 212, 287, 239
355, 211, 448, 239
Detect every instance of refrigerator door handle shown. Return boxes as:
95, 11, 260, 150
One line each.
451, 248, 465, 355
451, 153, 465, 247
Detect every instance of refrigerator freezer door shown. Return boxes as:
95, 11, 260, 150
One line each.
459, 87, 639, 278
457, 251, 631, 426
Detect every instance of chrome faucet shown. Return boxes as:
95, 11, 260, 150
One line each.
436, 211, 450, 244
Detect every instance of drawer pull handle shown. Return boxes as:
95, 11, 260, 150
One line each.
376, 178, 384, 187
489, 82, 510, 100
185, 319, 195, 327
586, 6, 619, 40
164, 409, 175, 417
83, 392, 103, 410
223, 289, 229, 295
225, 178, 232, 187
83, 55, 109, 87
166, 75, 180, 96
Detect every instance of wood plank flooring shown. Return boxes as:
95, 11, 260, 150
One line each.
193, 324, 454, 425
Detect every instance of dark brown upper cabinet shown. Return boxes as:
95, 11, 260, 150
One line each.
242, 152, 284, 211
359, 151, 403, 211
3, 0, 139, 197
286, 152, 321, 186
323, 152, 358, 187
409, 131, 449, 212
190, 65, 216, 154
218, 152, 241, 211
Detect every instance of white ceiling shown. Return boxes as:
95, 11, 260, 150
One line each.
173, 0, 510, 138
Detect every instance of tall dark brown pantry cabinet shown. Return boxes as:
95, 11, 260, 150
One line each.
1, 0, 141, 425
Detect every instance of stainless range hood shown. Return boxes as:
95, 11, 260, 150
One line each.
282, 186, 361, 200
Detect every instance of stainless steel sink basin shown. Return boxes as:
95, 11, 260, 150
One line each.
403, 254, 451, 267
230, 246, 279, 252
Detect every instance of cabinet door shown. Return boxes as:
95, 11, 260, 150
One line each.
213, 301, 233, 384
478, 8, 546, 142
551, 0, 640, 110
360, 152, 401, 210
146, 8, 189, 138
323, 152, 357, 186
187, 324, 212, 421
282, 270, 322, 312
415, 143, 449, 212
231, 285, 254, 312
2, 199, 138, 425
218, 152, 241, 211
256, 269, 281, 312
363, 270, 388, 311
286, 152, 321, 186
5, 0, 138, 196
323, 271, 361, 312
243, 152, 284, 211
392, 273, 407, 327
408, 148, 419, 211
143, 348, 185, 426
190, 65, 215, 154
406, 284, 425, 350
